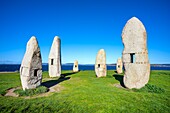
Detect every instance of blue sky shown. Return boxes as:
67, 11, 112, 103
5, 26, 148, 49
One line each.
0, 0, 169, 64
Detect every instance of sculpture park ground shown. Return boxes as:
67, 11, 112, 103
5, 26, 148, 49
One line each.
0, 70, 169, 112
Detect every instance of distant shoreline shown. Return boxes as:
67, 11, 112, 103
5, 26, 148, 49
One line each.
0, 72, 18, 73
0, 63, 170, 66
0, 64, 170, 72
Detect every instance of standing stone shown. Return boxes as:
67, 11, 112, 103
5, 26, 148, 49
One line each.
95, 49, 107, 77
20, 36, 42, 90
116, 58, 123, 74
49, 36, 61, 77
73, 60, 79, 72
122, 17, 150, 89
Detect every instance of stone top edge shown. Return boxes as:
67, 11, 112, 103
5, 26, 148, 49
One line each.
54, 36, 60, 40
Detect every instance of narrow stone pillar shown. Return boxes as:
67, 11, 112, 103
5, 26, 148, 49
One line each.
20, 36, 42, 90
95, 49, 107, 77
116, 58, 123, 74
73, 60, 79, 72
49, 36, 61, 77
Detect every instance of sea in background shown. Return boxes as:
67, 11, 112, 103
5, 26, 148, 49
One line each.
0, 64, 170, 72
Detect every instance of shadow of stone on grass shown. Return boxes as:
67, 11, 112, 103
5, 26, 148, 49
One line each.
113, 74, 126, 88
42, 77, 70, 88
61, 71, 79, 77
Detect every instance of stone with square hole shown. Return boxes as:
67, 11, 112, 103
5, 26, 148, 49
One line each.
48, 36, 61, 77
116, 58, 123, 74
20, 36, 42, 90
95, 49, 107, 77
122, 17, 150, 89
73, 60, 79, 72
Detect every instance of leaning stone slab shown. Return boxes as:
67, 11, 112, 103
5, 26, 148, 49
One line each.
122, 17, 150, 89
95, 49, 107, 77
116, 58, 123, 74
20, 36, 42, 90
48, 36, 61, 77
73, 60, 79, 72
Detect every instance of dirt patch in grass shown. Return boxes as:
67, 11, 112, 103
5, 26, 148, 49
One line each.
4, 84, 64, 99
5, 87, 20, 97
113, 83, 125, 88
49, 84, 64, 92
24, 84, 64, 99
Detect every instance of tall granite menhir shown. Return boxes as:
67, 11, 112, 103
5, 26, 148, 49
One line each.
49, 36, 61, 77
95, 49, 107, 77
20, 36, 42, 90
122, 17, 150, 89
73, 60, 79, 72
116, 58, 123, 74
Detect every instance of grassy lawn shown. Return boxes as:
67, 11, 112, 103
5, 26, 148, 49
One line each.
0, 70, 170, 113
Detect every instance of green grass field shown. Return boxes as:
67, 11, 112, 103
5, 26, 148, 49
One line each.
0, 70, 170, 113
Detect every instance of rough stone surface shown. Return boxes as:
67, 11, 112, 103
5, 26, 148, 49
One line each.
116, 58, 123, 74
20, 36, 42, 90
122, 17, 150, 89
73, 60, 79, 72
49, 36, 61, 77
95, 49, 107, 77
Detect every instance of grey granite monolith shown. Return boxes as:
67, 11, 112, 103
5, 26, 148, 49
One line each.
48, 36, 61, 77
122, 17, 150, 89
73, 60, 79, 72
95, 49, 107, 77
20, 36, 42, 90
116, 58, 123, 74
